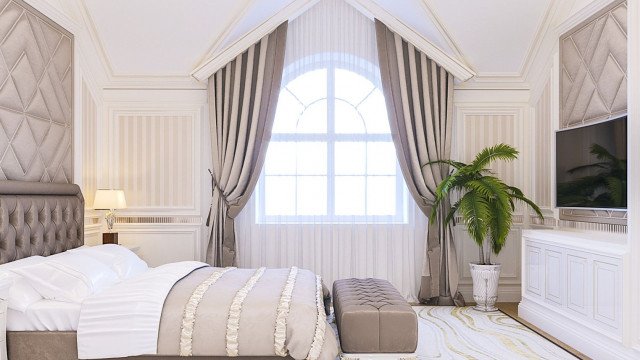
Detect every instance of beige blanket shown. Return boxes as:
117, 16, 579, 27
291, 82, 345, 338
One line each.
157, 267, 339, 360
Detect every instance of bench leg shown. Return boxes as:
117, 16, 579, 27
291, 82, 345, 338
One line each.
340, 353, 417, 360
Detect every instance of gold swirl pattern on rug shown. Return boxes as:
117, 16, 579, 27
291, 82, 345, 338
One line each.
414, 306, 577, 360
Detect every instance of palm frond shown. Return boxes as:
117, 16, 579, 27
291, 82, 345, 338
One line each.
458, 190, 490, 247
488, 200, 512, 254
423, 159, 467, 170
469, 143, 518, 172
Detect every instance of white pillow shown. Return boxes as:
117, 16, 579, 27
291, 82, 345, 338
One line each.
0, 256, 46, 312
71, 244, 148, 280
11, 252, 119, 303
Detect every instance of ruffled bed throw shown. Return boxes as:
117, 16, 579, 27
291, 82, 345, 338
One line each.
77, 262, 339, 360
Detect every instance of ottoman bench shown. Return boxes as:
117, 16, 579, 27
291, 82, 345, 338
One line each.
333, 278, 418, 357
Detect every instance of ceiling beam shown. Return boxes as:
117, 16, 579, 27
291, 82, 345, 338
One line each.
190, 0, 320, 82
346, 0, 475, 81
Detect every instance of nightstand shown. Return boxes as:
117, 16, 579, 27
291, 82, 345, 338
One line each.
0, 275, 11, 360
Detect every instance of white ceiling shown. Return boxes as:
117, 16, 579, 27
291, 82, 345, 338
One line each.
83, 0, 553, 79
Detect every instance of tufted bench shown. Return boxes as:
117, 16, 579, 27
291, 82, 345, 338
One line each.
333, 278, 417, 355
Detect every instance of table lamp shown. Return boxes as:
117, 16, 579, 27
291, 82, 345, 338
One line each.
93, 189, 127, 244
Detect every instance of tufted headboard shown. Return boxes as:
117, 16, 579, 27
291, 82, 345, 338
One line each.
0, 180, 84, 264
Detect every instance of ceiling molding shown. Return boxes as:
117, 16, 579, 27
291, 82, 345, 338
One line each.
517, 0, 557, 80
346, 0, 475, 81
103, 76, 207, 90
199, 1, 254, 65
75, 0, 210, 89
190, 0, 320, 82
556, 0, 618, 36
418, 0, 474, 72
23, 0, 79, 34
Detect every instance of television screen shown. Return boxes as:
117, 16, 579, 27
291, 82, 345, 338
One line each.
556, 116, 627, 209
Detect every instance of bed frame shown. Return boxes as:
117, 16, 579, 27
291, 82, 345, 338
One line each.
0, 180, 290, 360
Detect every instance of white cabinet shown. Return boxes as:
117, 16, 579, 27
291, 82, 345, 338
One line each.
519, 229, 630, 359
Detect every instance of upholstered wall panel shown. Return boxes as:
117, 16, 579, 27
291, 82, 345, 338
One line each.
560, 1, 627, 128
0, 0, 73, 183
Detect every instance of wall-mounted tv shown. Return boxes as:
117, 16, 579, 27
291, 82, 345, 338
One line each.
556, 116, 627, 209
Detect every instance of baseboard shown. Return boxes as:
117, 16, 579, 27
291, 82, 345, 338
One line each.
458, 283, 522, 303
519, 298, 640, 360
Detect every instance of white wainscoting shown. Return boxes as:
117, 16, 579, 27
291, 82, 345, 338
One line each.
519, 229, 638, 359
114, 223, 202, 267
452, 92, 530, 302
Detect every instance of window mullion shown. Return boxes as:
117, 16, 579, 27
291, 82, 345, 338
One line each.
327, 65, 336, 219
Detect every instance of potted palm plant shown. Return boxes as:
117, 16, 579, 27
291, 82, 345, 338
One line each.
428, 143, 543, 311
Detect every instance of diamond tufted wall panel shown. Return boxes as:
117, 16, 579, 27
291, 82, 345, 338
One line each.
0, 0, 73, 183
560, 1, 627, 128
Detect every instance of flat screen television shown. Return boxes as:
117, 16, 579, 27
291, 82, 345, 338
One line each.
556, 116, 627, 209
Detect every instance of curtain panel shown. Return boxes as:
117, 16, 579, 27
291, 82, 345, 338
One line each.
206, 22, 288, 267
375, 20, 464, 306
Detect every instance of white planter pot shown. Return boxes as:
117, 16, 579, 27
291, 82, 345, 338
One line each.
469, 263, 502, 312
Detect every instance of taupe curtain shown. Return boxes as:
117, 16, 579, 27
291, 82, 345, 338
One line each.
206, 23, 288, 267
375, 20, 464, 306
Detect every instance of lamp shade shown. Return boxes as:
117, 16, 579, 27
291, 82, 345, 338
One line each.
93, 189, 127, 210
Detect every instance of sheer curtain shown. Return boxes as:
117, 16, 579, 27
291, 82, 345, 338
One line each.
235, 0, 427, 302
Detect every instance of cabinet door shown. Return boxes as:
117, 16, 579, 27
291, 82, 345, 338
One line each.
544, 249, 563, 306
593, 256, 622, 332
565, 252, 590, 318
525, 244, 543, 298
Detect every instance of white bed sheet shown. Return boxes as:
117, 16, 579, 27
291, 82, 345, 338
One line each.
7, 300, 81, 331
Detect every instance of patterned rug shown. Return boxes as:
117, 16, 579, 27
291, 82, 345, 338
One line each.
414, 306, 577, 359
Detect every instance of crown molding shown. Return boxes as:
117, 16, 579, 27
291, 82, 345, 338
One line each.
557, 0, 618, 36
190, 0, 320, 82
418, 0, 473, 69
22, 0, 78, 33
197, 1, 253, 67
518, 0, 558, 80
347, 0, 475, 81
103, 75, 207, 90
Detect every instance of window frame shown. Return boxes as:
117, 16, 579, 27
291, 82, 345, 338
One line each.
256, 55, 407, 224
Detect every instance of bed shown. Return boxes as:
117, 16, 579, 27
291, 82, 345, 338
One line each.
0, 180, 339, 360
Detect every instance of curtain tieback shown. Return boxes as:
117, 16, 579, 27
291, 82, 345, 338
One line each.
206, 169, 232, 226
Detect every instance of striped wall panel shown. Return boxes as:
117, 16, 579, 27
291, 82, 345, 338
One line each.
113, 114, 195, 209
82, 82, 97, 207
534, 80, 553, 208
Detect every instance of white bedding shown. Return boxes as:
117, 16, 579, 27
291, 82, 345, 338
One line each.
7, 300, 81, 331
76, 261, 207, 359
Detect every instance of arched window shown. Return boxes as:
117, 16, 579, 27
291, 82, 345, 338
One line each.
256, 56, 406, 223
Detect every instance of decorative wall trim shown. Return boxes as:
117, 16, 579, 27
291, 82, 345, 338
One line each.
530, 215, 628, 234
115, 216, 202, 225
